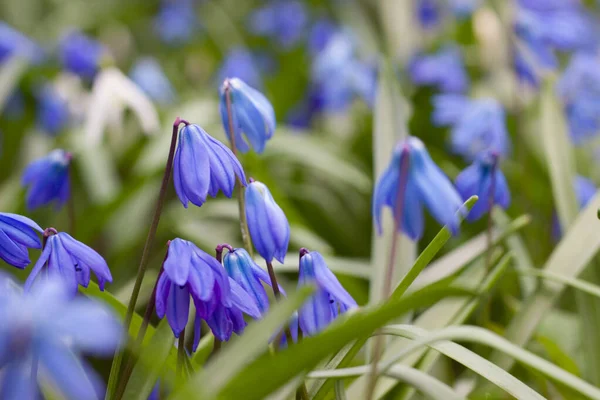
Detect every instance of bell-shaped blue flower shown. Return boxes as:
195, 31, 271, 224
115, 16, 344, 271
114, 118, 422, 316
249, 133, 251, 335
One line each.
173, 123, 246, 208
217, 48, 263, 90
0, 277, 121, 400
0, 22, 43, 64
0, 213, 42, 268
455, 152, 510, 221
248, 0, 308, 49
220, 78, 275, 154
298, 249, 357, 336
153, 0, 200, 45
409, 45, 469, 93
25, 230, 112, 294
22, 149, 71, 211
373, 136, 465, 240
59, 31, 107, 80
35, 84, 70, 136
130, 57, 176, 105
245, 180, 290, 263
433, 94, 510, 159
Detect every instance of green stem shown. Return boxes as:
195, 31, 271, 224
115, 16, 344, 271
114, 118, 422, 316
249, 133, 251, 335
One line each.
106, 117, 187, 400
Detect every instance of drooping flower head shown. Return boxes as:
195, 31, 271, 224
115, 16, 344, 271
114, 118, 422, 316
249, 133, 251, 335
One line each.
455, 152, 510, 221
0, 277, 121, 399
220, 78, 276, 154
248, 0, 308, 49
298, 249, 357, 336
0, 22, 43, 63
153, 0, 201, 45
245, 180, 290, 263
22, 149, 71, 211
59, 31, 108, 80
433, 94, 510, 160
173, 123, 246, 208
155, 239, 260, 344
373, 136, 465, 240
130, 57, 176, 105
0, 213, 42, 268
217, 48, 263, 90
35, 84, 70, 136
409, 45, 469, 93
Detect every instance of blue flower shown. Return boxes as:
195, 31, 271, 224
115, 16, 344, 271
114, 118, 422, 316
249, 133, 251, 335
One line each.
35, 84, 70, 136
514, 46, 540, 88
298, 249, 357, 336
245, 180, 290, 263
417, 0, 440, 29
219, 78, 275, 154
248, 0, 307, 49
0, 213, 42, 268
575, 175, 596, 209
217, 48, 263, 90
130, 57, 176, 105
285, 87, 324, 129
409, 45, 469, 93
433, 94, 510, 159
153, 0, 200, 45
372, 136, 465, 240
0, 277, 121, 400
25, 231, 112, 294
173, 123, 246, 208
22, 149, 71, 211
0, 23, 43, 64
154, 239, 260, 342
307, 19, 337, 56
59, 31, 107, 80
455, 152, 510, 221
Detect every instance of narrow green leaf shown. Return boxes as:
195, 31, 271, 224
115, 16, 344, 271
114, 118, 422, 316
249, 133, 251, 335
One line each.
519, 268, 600, 299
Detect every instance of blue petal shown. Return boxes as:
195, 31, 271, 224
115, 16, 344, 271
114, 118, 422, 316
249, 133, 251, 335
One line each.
24, 244, 52, 291
58, 233, 112, 288
167, 283, 190, 337
0, 362, 38, 400
155, 273, 171, 319
298, 287, 332, 336
206, 303, 233, 341
372, 160, 400, 235
228, 278, 261, 319
306, 252, 357, 309
163, 238, 192, 286
0, 229, 30, 268
177, 125, 210, 207
194, 248, 232, 307
401, 176, 425, 240
47, 236, 78, 293
220, 93, 250, 154
188, 252, 216, 302
172, 145, 189, 207
245, 183, 276, 262
0, 212, 43, 233
229, 307, 246, 335
224, 249, 270, 313
192, 313, 202, 352
432, 94, 471, 126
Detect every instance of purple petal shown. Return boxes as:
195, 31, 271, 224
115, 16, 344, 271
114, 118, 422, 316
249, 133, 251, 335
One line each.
24, 242, 52, 291
155, 273, 171, 319
228, 278, 261, 319
163, 239, 192, 286
166, 283, 190, 337
309, 252, 357, 309
58, 233, 112, 286
188, 252, 215, 302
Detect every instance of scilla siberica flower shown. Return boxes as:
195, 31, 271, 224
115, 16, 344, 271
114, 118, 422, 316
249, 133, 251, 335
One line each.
298, 249, 357, 335
245, 180, 290, 263
220, 78, 275, 154
408, 46, 469, 93
155, 239, 260, 344
373, 137, 465, 240
217, 48, 263, 90
0, 277, 121, 400
130, 57, 176, 105
455, 152, 510, 222
35, 84, 70, 136
153, 0, 200, 45
25, 230, 112, 294
59, 31, 107, 80
0, 23, 43, 64
22, 149, 71, 211
173, 123, 246, 208
0, 213, 42, 268
248, 0, 308, 49
433, 94, 510, 160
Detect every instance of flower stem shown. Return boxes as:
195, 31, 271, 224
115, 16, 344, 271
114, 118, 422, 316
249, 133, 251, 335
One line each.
106, 117, 188, 400
211, 338, 222, 358
224, 82, 253, 255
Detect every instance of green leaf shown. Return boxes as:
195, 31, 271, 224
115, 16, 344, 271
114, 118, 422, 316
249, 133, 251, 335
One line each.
0, 56, 27, 113
518, 268, 600, 299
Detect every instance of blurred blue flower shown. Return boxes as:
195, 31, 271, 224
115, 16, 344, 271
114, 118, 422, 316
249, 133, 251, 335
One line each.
248, 0, 307, 49
575, 175, 597, 208
557, 53, 600, 144
25, 231, 112, 294
455, 152, 510, 221
130, 57, 176, 105
154, 0, 200, 45
285, 87, 324, 128
219, 78, 275, 154
22, 149, 71, 211
417, 0, 441, 29
308, 19, 337, 56
372, 136, 465, 240
298, 249, 357, 336
0, 213, 42, 268
59, 31, 107, 80
408, 45, 469, 93
514, 46, 540, 88
433, 94, 510, 159
245, 180, 290, 263
0, 278, 121, 400
173, 123, 246, 208
416, 0, 480, 28
35, 84, 70, 136
0, 23, 43, 63
217, 48, 263, 90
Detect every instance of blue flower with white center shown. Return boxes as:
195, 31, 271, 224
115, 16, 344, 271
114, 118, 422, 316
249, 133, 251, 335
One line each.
373, 136, 465, 240
153, 0, 200, 45
433, 94, 510, 159
59, 31, 107, 80
35, 84, 70, 136
219, 78, 275, 154
22, 149, 71, 211
173, 123, 246, 208
217, 48, 263, 90
0, 213, 42, 268
0, 277, 121, 400
0, 23, 43, 64
248, 0, 308, 49
455, 152, 510, 221
245, 180, 290, 263
25, 230, 112, 294
297, 249, 357, 336
130, 57, 176, 105
409, 46, 469, 93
